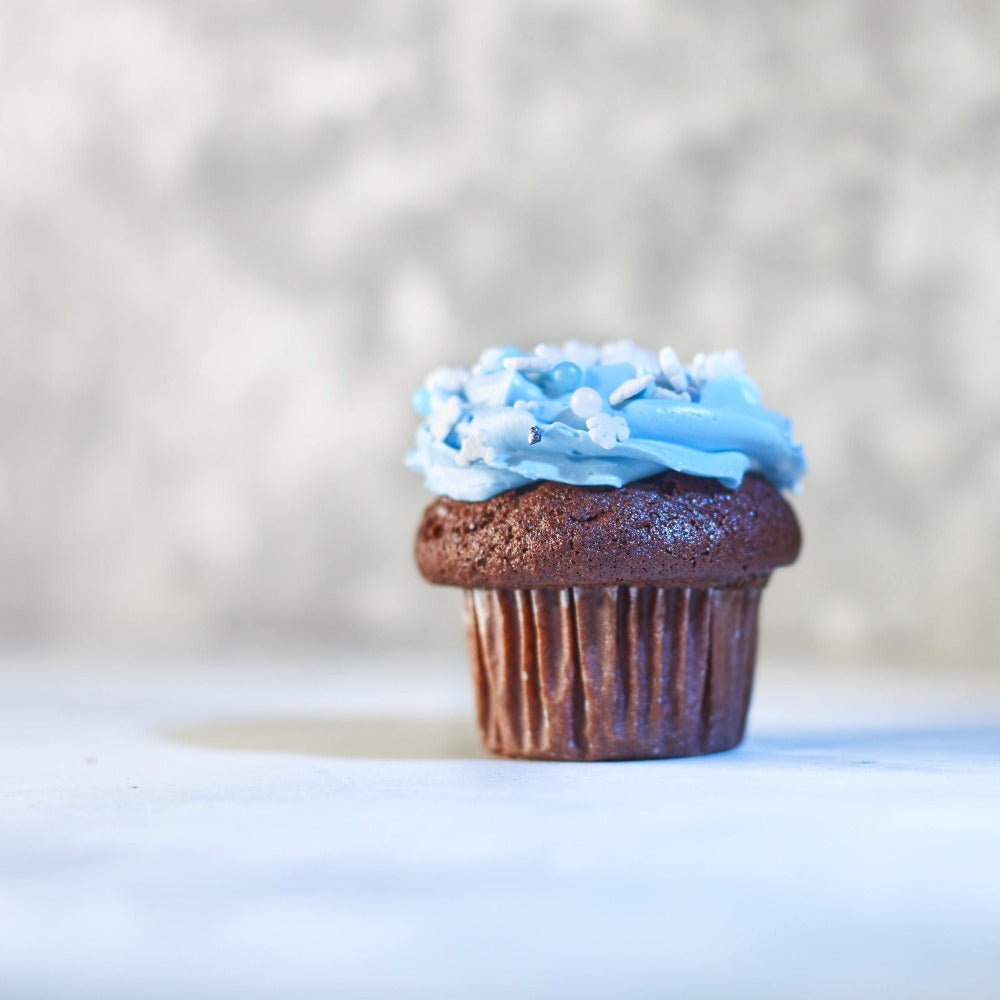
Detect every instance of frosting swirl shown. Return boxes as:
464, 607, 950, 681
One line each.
406, 340, 806, 502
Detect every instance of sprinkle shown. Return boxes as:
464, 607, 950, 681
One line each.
424, 366, 469, 393
651, 387, 692, 402
533, 343, 565, 365
658, 347, 688, 393
503, 355, 554, 373
411, 387, 432, 416
609, 373, 654, 406
690, 350, 745, 385
528, 425, 542, 445
472, 345, 519, 376
455, 430, 495, 466
560, 340, 600, 368
600, 339, 659, 371
513, 399, 537, 412
429, 396, 462, 440
705, 349, 745, 379
570, 386, 603, 419
548, 361, 583, 393
585, 413, 630, 449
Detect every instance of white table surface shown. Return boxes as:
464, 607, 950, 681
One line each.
1, 648, 999, 1000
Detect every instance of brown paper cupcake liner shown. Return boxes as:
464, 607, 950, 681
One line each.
463, 585, 763, 761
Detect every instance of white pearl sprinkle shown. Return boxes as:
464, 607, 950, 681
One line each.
570, 387, 603, 419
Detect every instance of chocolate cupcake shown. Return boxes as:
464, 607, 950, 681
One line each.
407, 341, 805, 761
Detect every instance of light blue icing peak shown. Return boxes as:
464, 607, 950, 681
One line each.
406, 340, 806, 502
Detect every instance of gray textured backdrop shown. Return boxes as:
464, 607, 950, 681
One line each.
2, 0, 999, 665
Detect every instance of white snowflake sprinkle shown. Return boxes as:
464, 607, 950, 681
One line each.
455, 430, 496, 466
586, 413, 630, 449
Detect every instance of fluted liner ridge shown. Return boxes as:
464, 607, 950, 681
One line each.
463, 585, 762, 761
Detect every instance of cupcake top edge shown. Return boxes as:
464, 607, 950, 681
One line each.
405, 340, 806, 502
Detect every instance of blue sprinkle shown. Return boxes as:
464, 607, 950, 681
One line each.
548, 361, 583, 394
528, 425, 542, 445
412, 387, 432, 416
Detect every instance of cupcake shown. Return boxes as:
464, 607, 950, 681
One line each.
407, 341, 805, 761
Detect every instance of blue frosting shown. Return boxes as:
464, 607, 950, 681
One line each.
406, 341, 806, 502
